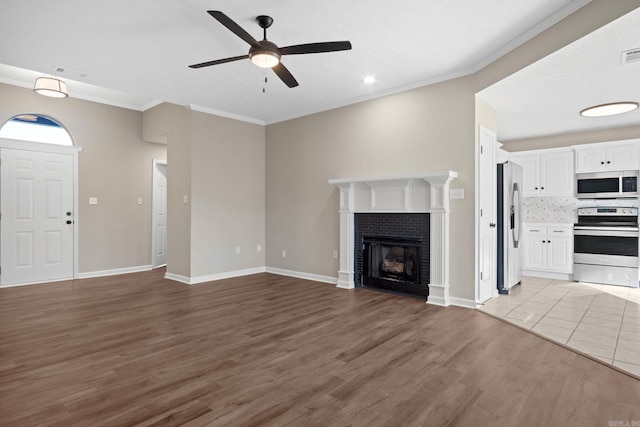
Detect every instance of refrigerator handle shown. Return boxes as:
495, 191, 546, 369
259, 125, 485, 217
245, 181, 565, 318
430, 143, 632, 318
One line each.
511, 182, 521, 248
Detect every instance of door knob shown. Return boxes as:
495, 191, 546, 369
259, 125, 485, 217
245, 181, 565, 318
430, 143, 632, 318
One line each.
66, 212, 72, 216
66, 220, 72, 224
489, 223, 496, 228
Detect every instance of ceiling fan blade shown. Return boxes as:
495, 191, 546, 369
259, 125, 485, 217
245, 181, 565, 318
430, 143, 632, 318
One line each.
272, 63, 299, 88
189, 55, 249, 68
207, 11, 260, 48
279, 41, 352, 55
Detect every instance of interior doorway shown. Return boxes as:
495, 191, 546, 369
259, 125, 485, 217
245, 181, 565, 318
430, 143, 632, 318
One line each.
151, 159, 167, 269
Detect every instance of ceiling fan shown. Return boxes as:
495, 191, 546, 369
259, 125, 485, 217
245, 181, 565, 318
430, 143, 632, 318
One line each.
189, 11, 352, 88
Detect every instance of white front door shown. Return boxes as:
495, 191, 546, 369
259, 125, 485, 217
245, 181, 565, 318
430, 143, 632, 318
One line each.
477, 126, 497, 303
151, 160, 167, 268
1, 148, 75, 286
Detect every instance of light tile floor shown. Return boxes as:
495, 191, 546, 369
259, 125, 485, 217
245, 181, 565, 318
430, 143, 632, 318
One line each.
479, 276, 640, 378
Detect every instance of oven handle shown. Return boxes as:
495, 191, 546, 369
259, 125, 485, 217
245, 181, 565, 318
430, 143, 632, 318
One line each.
573, 227, 639, 237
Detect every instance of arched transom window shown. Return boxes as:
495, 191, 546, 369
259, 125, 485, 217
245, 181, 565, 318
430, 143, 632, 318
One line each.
0, 114, 73, 146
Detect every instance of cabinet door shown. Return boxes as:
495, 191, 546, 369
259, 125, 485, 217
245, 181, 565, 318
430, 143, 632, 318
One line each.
523, 233, 546, 270
511, 155, 539, 197
576, 147, 606, 173
606, 144, 639, 170
547, 238, 572, 273
540, 152, 573, 196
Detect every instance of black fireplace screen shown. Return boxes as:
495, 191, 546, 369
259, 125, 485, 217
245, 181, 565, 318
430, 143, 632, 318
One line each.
362, 235, 425, 297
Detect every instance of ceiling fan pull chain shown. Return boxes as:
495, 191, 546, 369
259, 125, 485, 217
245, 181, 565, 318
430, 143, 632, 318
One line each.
263, 76, 268, 93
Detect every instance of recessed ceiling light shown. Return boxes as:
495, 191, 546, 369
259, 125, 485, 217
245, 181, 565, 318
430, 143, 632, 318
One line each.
362, 76, 375, 84
580, 102, 638, 117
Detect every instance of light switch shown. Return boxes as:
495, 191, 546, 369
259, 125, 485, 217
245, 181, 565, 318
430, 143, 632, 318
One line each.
450, 189, 464, 200
89, 197, 98, 205
137, 197, 142, 205
183, 195, 188, 203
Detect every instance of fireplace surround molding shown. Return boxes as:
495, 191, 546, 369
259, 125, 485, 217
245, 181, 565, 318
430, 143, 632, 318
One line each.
328, 171, 458, 307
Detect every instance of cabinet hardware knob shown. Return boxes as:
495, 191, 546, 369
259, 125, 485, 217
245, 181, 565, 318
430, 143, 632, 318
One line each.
601, 161, 605, 164
606, 161, 611, 164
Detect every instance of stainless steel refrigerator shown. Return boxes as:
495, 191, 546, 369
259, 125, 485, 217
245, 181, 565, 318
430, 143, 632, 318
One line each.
497, 161, 523, 294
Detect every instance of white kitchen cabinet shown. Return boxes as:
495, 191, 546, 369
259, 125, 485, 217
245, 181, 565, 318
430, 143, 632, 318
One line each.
510, 149, 574, 197
575, 141, 640, 173
523, 224, 573, 275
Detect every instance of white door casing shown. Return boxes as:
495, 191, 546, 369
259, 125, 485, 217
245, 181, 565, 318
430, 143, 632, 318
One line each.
151, 159, 167, 269
477, 126, 497, 303
1, 141, 80, 286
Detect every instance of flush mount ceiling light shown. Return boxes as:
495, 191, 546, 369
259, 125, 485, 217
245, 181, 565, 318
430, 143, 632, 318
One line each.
362, 76, 376, 84
33, 76, 68, 98
580, 102, 638, 117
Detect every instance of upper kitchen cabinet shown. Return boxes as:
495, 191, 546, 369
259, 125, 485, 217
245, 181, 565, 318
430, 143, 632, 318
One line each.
574, 140, 640, 173
510, 148, 574, 197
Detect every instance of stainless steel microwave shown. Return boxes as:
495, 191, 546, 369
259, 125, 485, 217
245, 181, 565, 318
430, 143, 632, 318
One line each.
576, 170, 639, 199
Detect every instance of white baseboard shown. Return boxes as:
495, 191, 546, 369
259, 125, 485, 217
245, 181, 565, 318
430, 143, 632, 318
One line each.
265, 267, 338, 285
163, 272, 191, 284
77, 265, 152, 279
165, 267, 267, 285
449, 296, 478, 309
0, 276, 74, 288
523, 270, 573, 281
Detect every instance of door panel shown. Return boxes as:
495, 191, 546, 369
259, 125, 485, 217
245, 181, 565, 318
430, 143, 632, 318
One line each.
152, 161, 167, 268
1, 148, 74, 286
478, 127, 496, 303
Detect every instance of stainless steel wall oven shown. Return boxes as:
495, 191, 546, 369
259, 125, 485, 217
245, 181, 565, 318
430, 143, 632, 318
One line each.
573, 207, 639, 287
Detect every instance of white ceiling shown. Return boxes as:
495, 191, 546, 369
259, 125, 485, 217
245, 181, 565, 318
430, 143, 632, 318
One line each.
1, 0, 636, 140
478, 5, 640, 142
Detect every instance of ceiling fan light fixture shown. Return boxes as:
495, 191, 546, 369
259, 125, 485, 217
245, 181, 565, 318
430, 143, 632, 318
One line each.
33, 76, 68, 98
580, 102, 638, 117
250, 50, 280, 68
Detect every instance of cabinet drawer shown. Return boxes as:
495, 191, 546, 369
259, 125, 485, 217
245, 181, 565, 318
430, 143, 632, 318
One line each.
547, 227, 571, 236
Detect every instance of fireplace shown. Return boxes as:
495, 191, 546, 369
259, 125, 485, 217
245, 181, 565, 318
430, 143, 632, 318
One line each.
328, 171, 457, 306
355, 212, 430, 298
362, 235, 426, 297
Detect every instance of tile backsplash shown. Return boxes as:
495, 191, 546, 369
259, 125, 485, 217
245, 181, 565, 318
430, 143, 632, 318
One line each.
522, 197, 640, 224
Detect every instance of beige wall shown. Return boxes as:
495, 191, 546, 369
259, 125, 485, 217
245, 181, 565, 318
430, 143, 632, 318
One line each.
190, 111, 265, 277
145, 103, 193, 278
0, 83, 167, 273
266, 77, 477, 298
144, 104, 266, 279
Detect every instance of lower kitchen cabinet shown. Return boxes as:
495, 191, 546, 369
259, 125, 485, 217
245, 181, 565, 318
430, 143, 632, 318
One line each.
523, 223, 573, 278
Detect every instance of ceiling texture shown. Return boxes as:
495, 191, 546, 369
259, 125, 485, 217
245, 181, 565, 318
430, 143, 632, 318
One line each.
0, 0, 637, 141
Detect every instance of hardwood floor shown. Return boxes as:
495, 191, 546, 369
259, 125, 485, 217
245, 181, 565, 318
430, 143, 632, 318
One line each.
1, 269, 639, 426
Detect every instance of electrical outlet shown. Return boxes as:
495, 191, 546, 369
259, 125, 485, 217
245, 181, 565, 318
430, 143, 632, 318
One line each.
236, 246, 241, 255
282, 250, 286, 258
89, 197, 98, 205
333, 250, 338, 259
257, 244, 261, 252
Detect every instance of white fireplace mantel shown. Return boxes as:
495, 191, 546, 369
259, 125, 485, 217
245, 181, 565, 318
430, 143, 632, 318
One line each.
328, 171, 458, 306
